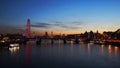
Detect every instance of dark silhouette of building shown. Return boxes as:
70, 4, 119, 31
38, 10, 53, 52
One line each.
45, 32, 48, 38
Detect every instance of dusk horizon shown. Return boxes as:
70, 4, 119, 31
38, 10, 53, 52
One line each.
0, 0, 120, 35
0, 0, 120, 68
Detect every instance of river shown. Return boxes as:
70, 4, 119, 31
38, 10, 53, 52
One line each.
0, 40, 120, 68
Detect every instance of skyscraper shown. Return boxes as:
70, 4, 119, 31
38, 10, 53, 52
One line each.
25, 19, 31, 38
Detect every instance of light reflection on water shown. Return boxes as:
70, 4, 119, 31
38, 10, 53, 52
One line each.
9, 44, 20, 54
87, 43, 91, 56
115, 46, 118, 57
9, 47, 19, 54
25, 42, 30, 66
0, 41, 120, 68
101, 44, 104, 56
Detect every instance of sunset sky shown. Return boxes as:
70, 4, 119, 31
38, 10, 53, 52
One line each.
0, 0, 120, 35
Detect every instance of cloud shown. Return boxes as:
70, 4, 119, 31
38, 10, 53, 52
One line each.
58, 24, 81, 29
0, 21, 83, 34
52, 21, 82, 29
0, 25, 25, 33
31, 22, 51, 28
71, 21, 83, 25
31, 21, 82, 30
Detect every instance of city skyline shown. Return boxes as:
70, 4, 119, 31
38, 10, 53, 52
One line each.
0, 0, 120, 35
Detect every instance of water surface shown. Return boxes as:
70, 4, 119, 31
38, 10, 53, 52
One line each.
0, 41, 120, 68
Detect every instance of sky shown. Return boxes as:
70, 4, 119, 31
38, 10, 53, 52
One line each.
0, 0, 120, 35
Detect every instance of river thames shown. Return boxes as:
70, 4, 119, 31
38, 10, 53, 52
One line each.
0, 40, 120, 68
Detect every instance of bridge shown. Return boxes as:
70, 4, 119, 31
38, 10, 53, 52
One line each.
24, 19, 79, 44
94, 39, 120, 45
1, 19, 120, 47
0, 19, 79, 47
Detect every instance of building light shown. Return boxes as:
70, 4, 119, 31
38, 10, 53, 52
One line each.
10, 44, 19, 47
1, 40, 5, 43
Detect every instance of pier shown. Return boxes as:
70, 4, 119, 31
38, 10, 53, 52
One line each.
94, 39, 120, 45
